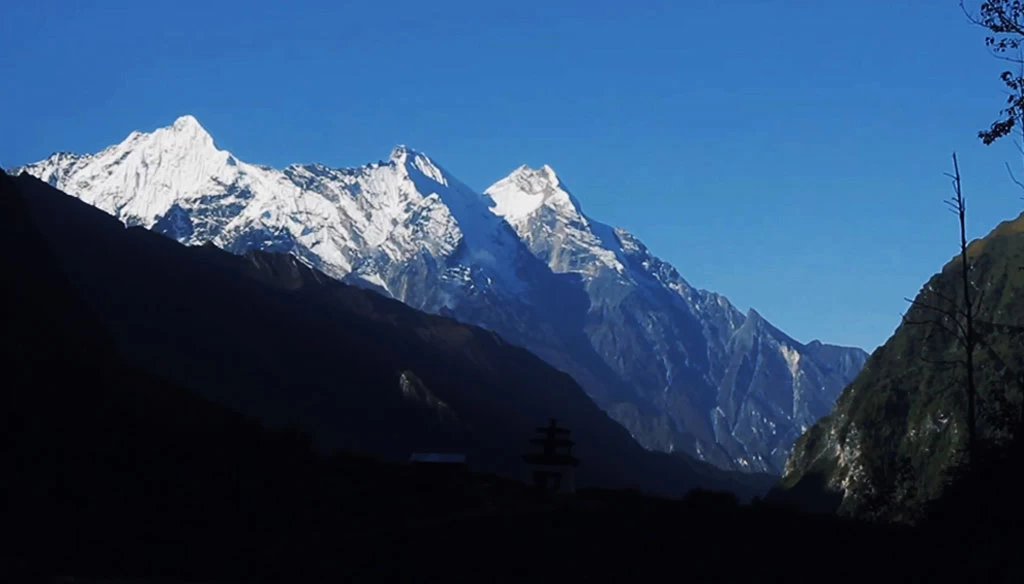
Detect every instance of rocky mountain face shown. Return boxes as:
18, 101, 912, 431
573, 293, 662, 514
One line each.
778, 212, 1024, 516
4, 170, 775, 498
484, 164, 869, 471
16, 115, 867, 473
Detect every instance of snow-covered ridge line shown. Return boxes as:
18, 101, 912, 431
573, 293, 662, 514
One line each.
16, 115, 868, 474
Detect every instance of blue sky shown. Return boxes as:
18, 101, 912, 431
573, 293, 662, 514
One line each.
2, 0, 1022, 351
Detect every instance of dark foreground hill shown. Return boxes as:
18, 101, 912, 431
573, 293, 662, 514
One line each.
2, 169, 1020, 583
779, 206, 1024, 519
17, 117, 867, 474
2, 170, 773, 498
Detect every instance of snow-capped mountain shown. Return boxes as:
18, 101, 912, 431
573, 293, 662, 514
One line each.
483, 164, 868, 470
16, 115, 867, 473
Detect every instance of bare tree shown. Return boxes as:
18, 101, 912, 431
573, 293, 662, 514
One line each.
902, 153, 981, 465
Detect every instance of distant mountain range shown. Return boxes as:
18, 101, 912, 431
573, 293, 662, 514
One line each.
15, 115, 867, 473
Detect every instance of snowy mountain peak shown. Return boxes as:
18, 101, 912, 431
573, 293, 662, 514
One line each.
16, 116, 869, 476
539, 164, 559, 184
388, 145, 451, 188
484, 166, 630, 279
14, 114, 243, 235
389, 144, 413, 162
161, 114, 216, 149
506, 163, 560, 186
172, 114, 204, 132
485, 164, 582, 224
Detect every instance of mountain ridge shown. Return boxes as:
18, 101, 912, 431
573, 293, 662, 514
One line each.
5, 169, 775, 498
778, 208, 1024, 516
16, 115, 867, 473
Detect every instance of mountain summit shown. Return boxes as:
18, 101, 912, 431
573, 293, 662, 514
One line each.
482, 161, 869, 471
16, 116, 867, 473
486, 164, 582, 223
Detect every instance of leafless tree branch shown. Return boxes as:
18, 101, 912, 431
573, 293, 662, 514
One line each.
905, 317, 967, 344
1005, 161, 1024, 194
904, 297, 970, 339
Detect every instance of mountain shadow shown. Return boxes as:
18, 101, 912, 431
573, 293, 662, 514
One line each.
18, 121, 867, 475
4, 170, 774, 500
5, 168, 1021, 583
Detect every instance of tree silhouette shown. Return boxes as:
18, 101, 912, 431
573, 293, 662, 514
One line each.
902, 153, 982, 466
961, 1, 1024, 146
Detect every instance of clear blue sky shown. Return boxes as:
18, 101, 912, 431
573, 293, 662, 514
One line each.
2, 0, 1022, 351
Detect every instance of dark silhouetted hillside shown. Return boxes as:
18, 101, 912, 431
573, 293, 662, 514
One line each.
4, 169, 1022, 583
779, 207, 1024, 519
5, 171, 774, 497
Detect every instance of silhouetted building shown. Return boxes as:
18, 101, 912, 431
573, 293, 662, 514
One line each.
523, 418, 580, 495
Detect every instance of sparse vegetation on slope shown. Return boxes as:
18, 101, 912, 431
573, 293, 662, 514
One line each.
780, 204, 1024, 518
